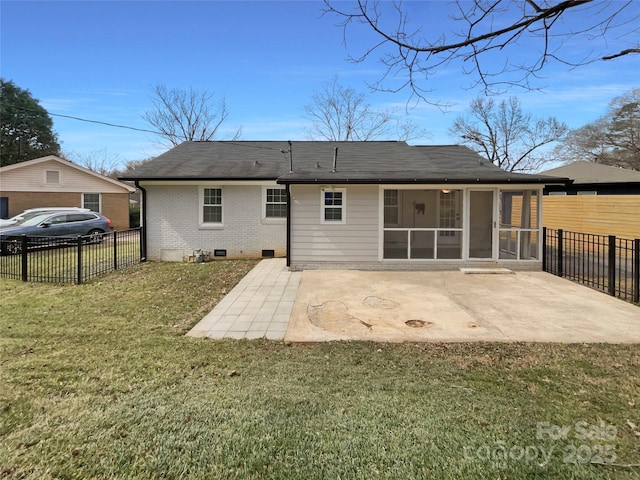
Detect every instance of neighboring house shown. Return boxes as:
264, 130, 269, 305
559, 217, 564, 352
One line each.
0, 155, 135, 230
541, 161, 640, 238
120, 141, 567, 270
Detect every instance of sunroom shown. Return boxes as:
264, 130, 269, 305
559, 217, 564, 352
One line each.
381, 187, 541, 263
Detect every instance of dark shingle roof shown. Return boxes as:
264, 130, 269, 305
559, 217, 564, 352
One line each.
119, 141, 568, 185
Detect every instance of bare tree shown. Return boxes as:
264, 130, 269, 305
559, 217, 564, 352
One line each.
113, 157, 155, 178
450, 96, 568, 172
324, 1, 639, 101
304, 77, 426, 141
143, 85, 241, 146
552, 119, 610, 164
605, 88, 640, 169
554, 88, 640, 169
66, 148, 122, 177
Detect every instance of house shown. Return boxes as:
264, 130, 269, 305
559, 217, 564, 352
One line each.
120, 141, 568, 270
541, 161, 640, 238
0, 155, 136, 230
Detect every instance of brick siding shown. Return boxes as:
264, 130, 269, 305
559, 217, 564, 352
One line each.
145, 184, 286, 261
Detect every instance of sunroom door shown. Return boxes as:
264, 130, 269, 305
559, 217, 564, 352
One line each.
468, 190, 495, 259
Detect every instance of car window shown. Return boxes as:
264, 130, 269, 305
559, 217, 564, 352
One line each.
18, 214, 55, 227
67, 213, 95, 222
10, 211, 45, 225
46, 215, 68, 225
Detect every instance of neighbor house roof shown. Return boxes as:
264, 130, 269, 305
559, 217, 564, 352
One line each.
1, 155, 136, 192
119, 141, 568, 185
541, 161, 640, 184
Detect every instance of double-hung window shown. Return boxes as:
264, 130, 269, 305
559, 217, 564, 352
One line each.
264, 187, 287, 219
202, 187, 222, 225
321, 188, 345, 223
82, 193, 101, 212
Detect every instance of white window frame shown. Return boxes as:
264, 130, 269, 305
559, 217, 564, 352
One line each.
321, 187, 346, 224
200, 186, 223, 227
45, 170, 61, 184
82, 193, 101, 212
263, 186, 287, 223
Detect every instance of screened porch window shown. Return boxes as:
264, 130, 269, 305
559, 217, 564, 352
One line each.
383, 189, 462, 259
498, 190, 539, 260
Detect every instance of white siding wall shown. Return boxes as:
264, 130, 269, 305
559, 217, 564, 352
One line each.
144, 184, 286, 261
290, 185, 379, 266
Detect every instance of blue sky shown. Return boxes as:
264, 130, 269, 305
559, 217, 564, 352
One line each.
1, 0, 638, 168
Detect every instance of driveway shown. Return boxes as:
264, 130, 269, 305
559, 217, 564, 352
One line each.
285, 269, 640, 343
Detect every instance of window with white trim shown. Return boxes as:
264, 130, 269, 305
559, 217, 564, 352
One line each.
82, 193, 101, 212
264, 187, 287, 219
321, 188, 345, 223
202, 187, 223, 224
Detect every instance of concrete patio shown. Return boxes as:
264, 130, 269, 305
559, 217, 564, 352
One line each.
187, 259, 640, 343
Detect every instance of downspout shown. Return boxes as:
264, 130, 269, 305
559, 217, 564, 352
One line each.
286, 183, 291, 268
134, 180, 147, 262
286, 140, 293, 268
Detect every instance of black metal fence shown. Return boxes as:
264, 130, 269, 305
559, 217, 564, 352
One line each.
543, 227, 640, 303
0, 228, 143, 284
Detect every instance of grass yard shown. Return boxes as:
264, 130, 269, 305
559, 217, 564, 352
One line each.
1, 260, 639, 479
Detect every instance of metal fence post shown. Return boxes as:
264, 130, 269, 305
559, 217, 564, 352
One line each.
608, 235, 616, 296
21, 235, 28, 282
77, 236, 83, 285
138, 227, 144, 262
542, 227, 547, 272
113, 230, 118, 271
557, 229, 563, 277
634, 238, 640, 304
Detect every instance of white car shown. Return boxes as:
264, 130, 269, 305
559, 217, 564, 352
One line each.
0, 207, 91, 228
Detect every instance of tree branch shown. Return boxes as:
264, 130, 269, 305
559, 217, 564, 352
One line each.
324, 0, 638, 100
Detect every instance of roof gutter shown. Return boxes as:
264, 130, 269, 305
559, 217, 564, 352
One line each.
276, 177, 572, 186
134, 180, 147, 262
119, 176, 279, 182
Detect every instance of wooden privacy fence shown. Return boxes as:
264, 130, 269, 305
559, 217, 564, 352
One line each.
543, 227, 640, 304
543, 195, 640, 239
0, 228, 143, 284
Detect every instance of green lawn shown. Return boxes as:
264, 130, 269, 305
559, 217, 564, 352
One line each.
1, 261, 639, 479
